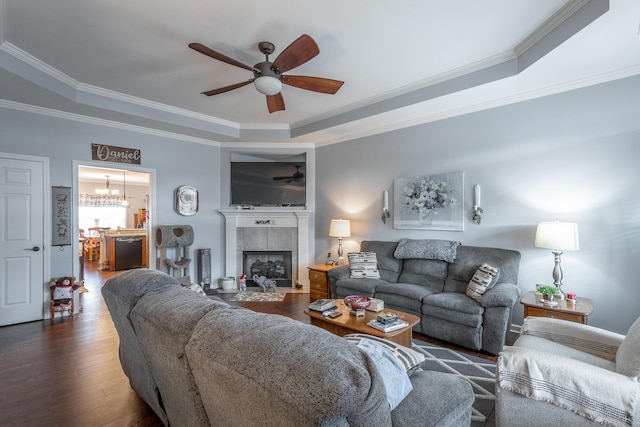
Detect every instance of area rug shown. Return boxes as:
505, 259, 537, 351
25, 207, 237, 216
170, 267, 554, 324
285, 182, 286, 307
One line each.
229, 291, 286, 302
412, 341, 496, 427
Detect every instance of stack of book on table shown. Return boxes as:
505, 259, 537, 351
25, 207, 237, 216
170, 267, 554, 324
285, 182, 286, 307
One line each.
367, 311, 408, 332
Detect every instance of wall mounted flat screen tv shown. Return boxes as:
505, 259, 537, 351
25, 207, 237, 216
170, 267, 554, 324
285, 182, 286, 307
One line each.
231, 162, 306, 207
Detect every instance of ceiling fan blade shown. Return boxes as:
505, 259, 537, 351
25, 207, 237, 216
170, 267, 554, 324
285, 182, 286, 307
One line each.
189, 42, 258, 73
282, 75, 344, 94
266, 93, 285, 113
271, 34, 319, 74
201, 79, 254, 96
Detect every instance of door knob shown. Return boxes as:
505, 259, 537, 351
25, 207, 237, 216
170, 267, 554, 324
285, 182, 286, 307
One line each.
26, 246, 41, 252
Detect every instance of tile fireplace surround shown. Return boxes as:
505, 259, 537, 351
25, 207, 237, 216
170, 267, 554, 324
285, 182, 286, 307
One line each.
219, 209, 312, 291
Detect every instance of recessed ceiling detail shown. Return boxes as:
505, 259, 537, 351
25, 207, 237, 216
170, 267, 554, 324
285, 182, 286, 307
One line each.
1, 0, 637, 146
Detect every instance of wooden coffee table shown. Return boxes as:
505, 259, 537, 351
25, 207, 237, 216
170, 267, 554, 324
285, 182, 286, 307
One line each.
306, 299, 420, 348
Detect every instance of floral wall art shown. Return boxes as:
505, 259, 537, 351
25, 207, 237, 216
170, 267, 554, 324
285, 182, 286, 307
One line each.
393, 171, 464, 231
52, 186, 72, 246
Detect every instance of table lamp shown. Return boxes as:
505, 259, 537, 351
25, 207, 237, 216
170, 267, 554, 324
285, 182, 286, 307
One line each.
329, 219, 351, 265
534, 220, 580, 297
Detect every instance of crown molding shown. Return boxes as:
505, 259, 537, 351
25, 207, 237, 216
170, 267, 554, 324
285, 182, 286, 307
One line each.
515, 0, 593, 56
0, 0, 618, 146
0, 0, 6, 44
314, 64, 640, 148
76, 82, 240, 129
0, 98, 221, 146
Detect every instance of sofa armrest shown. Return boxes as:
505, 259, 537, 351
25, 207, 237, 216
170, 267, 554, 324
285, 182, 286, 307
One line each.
481, 282, 519, 307
328, 265, 350, 280
521, 317, 624, 361
498, 346, 637, 426
328, 265, 350, 298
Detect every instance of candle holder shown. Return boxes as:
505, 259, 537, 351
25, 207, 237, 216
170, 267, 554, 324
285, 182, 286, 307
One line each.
381, 208, 390, 224
381, 190, 390, 224
472, 184, 482, 225
472, 205, 483, 225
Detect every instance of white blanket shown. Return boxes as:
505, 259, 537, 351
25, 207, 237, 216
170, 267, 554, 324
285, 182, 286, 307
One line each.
498, 346, 638, 426
522, 317, 623, 361
357, 339, 413, 410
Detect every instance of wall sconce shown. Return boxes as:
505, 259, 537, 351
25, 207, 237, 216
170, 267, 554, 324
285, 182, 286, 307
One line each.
381, 190, 390, 224
329, 219, 351, 265
472, 184, 483, 224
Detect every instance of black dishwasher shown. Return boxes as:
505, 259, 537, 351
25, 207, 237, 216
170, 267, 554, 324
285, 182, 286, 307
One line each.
114, 237, 143, 270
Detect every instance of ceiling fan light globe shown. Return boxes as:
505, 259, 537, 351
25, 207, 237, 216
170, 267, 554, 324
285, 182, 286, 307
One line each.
254, 76, 282, 95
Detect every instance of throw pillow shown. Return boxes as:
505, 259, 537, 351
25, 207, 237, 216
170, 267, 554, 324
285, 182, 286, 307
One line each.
348, 252, 380, 279
52, 285, 73, 300
466, 263, 500, 302
343, 333, 426, 375
616, 316, 640, 377
393, 239, 461, 263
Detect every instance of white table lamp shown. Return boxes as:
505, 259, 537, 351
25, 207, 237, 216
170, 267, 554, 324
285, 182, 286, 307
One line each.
534, 220, 580, 297
329, 219, 351, 265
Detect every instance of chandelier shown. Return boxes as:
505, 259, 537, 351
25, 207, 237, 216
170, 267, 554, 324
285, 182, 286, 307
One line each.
79, 174, 128, 207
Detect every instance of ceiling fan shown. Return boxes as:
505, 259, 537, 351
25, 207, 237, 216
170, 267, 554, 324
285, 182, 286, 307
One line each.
273, 165, 305, 183
189, 34, 344, 113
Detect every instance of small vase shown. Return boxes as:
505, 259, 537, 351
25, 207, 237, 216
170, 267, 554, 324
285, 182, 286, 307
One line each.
418, 208, 433, 225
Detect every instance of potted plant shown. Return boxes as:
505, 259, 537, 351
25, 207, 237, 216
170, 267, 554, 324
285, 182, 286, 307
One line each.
537, 285, 561, 302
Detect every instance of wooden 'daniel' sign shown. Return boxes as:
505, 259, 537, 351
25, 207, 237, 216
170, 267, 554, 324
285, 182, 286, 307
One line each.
92, 143, 141, 165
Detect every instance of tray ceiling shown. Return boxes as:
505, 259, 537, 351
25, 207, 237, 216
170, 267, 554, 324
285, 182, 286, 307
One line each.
1, 0, 639, 145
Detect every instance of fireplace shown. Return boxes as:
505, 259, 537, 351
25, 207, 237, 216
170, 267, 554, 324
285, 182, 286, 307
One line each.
243, 251, 292, 287
219, 209, 312, 290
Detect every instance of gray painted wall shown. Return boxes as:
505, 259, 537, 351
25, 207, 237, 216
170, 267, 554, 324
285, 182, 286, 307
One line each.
2, 74, 639, 336
315, 74, 640, 335
0, 109, 223, 284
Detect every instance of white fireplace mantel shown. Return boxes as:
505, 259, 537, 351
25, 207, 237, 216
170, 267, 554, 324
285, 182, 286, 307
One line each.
219, 209, 313, 289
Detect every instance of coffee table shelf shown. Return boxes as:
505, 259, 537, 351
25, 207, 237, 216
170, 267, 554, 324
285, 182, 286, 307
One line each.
306, 299, 420, 348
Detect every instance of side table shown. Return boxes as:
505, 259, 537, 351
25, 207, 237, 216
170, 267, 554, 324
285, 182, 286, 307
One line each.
308, 264, 338, 302
520, 291, 593, 324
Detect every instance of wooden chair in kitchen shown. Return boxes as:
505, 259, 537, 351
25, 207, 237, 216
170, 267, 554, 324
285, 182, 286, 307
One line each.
83, 228, 102, 262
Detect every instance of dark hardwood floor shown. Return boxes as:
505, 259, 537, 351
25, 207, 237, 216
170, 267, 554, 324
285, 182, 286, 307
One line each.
0, 262, 509, 426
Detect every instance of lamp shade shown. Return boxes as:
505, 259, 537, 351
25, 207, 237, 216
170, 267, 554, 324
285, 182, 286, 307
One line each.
329, 219, 351, 238
534, 221, 580, 251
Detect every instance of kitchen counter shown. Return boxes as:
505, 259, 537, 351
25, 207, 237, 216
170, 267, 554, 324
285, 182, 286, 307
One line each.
98, 229, 148, 271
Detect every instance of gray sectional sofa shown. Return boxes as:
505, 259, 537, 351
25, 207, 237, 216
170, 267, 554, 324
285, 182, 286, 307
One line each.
329, 240, 521, 355
102, 268, 474, 426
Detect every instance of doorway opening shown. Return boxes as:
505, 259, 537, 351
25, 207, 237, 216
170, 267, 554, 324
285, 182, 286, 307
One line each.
77, 164, 153, 282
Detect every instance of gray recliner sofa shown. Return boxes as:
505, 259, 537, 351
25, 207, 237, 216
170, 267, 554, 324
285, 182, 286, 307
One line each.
329, 240, 521, 355
103, 269, 475, 426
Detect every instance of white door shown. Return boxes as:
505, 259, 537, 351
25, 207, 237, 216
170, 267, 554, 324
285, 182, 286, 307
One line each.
0, 155, 46, 325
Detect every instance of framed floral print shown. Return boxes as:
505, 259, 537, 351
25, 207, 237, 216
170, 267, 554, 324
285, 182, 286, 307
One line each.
393, 171, 464, 231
